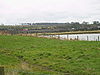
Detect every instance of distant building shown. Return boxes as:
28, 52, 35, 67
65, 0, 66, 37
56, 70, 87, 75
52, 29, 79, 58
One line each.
98, 26, 100, 29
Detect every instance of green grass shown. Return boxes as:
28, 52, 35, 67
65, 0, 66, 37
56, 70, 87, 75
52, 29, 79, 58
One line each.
0, 35, 100, 75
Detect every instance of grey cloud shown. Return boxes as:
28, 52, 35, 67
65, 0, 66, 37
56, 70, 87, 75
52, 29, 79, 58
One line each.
0, 0, 100, 24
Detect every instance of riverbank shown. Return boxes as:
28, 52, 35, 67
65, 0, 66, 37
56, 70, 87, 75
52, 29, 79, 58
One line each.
0, 30, 100, 36
42, 30, 100, 35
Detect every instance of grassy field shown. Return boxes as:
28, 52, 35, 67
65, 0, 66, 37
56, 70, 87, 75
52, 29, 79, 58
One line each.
0, 35, 100, 75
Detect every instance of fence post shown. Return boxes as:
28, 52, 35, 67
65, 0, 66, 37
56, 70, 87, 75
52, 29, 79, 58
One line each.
87, 36, 89, 41
98, 36, 99, 41
0, 67, 5, 75
58, 35, 60, 39
36, 33, 38, 37
77, 36, 79, 40
67, 35, 69, 40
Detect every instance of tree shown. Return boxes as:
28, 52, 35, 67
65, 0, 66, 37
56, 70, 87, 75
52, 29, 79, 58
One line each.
71, 22, 80, 25
82, 21, 89, 25
1, 23, 4, 26
93, 21, 99, 25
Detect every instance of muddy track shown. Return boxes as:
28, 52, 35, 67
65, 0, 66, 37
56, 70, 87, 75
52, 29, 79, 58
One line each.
19, 60, 70, 75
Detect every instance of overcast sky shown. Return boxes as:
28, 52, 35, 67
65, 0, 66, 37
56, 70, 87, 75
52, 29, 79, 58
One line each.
0, 0, 100, 24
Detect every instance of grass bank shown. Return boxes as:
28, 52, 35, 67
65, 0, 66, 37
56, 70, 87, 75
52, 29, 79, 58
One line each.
0, 35, 100, 75
42, 30, 100, 35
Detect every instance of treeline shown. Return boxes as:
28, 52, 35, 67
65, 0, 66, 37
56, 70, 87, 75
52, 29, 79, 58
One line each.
21, 21, 100, 25
0, 21, 100, 34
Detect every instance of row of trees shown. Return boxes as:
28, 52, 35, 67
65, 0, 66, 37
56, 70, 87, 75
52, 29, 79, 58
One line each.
66, 21, 100, 25
0, 21, 100, 26
20, 21, 100, 26
0, 21, 100, 34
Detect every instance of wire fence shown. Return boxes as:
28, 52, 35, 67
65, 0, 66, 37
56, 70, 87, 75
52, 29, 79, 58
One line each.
0, 33, 100, 41
41, 34, 100, 41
